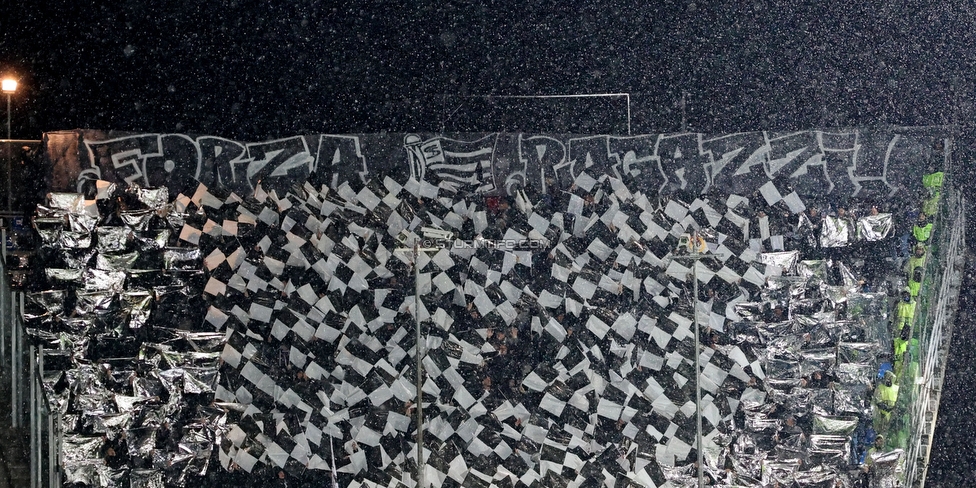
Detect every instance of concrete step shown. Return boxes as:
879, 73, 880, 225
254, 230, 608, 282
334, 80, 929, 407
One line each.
0, 458, 10, 488
0, 426, 29, 488
5, 463, 29, 488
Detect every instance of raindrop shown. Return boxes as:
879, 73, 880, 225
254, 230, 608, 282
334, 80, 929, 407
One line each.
440, 31, 457, 48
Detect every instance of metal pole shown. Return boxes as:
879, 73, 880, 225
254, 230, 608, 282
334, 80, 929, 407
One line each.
681, 91, 688, 133
692, 251, 704, 488
414, 240, 425, 488
48, 414, 54, 488
18, 290, 24, 427
625, 93, 632, 135
1, 260, 6, 372
39, 346, 46, 488
17, 291, 23, 429
36, 380, 40, 488
12, 290, 18, 428
30, 344, 36, 488
6, 93, 11, 212
55, 407, 62, 488
329, 435, 338, 488
40, 345, 49, 488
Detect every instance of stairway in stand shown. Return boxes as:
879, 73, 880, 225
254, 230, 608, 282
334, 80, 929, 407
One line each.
0, 380, 31, 488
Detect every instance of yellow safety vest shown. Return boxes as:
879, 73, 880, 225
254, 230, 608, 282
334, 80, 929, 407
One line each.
907, 279, 921, 298
874, 383, 899, 412
922, 171, 944, 190
895, 300, 916, 331
923, 191, 941, 217
913, 223, 933, 243
905, 254, 927, 277
907, 260, 924, 297
894, 336, 909, 356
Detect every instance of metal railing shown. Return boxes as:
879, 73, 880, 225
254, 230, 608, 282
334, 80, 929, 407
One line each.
882, 183, 966, 487
1, 230, 60, 488
905, 187, 965, 487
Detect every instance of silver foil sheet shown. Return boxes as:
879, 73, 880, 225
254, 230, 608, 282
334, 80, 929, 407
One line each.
132, 187, 170, 210
820, 216, 852, 248
97, 226, 134, 252
34, 217, 65, 244
162, 247, 202, 270
59, 230, 93, 249
95, 251, 140, 271
856, 213, 893, 241
760, 250, 800, 274
48, 192, 87, 212
120, 209, 156, 231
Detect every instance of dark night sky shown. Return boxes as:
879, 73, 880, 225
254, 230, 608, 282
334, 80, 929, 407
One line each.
3, 0, 976, 484
2, 1, 976, 139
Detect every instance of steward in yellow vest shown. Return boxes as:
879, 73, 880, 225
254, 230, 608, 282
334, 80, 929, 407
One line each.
922, 190, 941, 217
921, 167, 944, 217
922, 170, 944, 191
893, 320, 912, 374
894, 289, 916, 334
912, 214, 933, 245
862, 434, 886, 473
907, 265, 924, 298
904, 245, 927, 278
906, 246, 926, 298
873, 371, 899, 433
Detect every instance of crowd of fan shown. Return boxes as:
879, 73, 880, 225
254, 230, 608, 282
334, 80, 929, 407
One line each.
457, 168, 946, 486
32, 154, 942, 486
240, 166, 945, 486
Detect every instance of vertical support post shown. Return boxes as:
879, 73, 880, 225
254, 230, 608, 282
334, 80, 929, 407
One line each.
681, 91, 688, 133
36, 389, 40, 488
12, 290, 18, 428
625, 94, 632, 136
675, 234, 709, 488
56, 408, 62, 488
40, 345, 50, 488
38, 345, 45, 488
48, 414, 54, 488
414, 240, 425, 488
1, 257, 6, 373
17, 291, 23, 429
6, 95, 11, 211
29, 344, 36, 488
692, 252, 704, 488
329, 435, 338, 488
